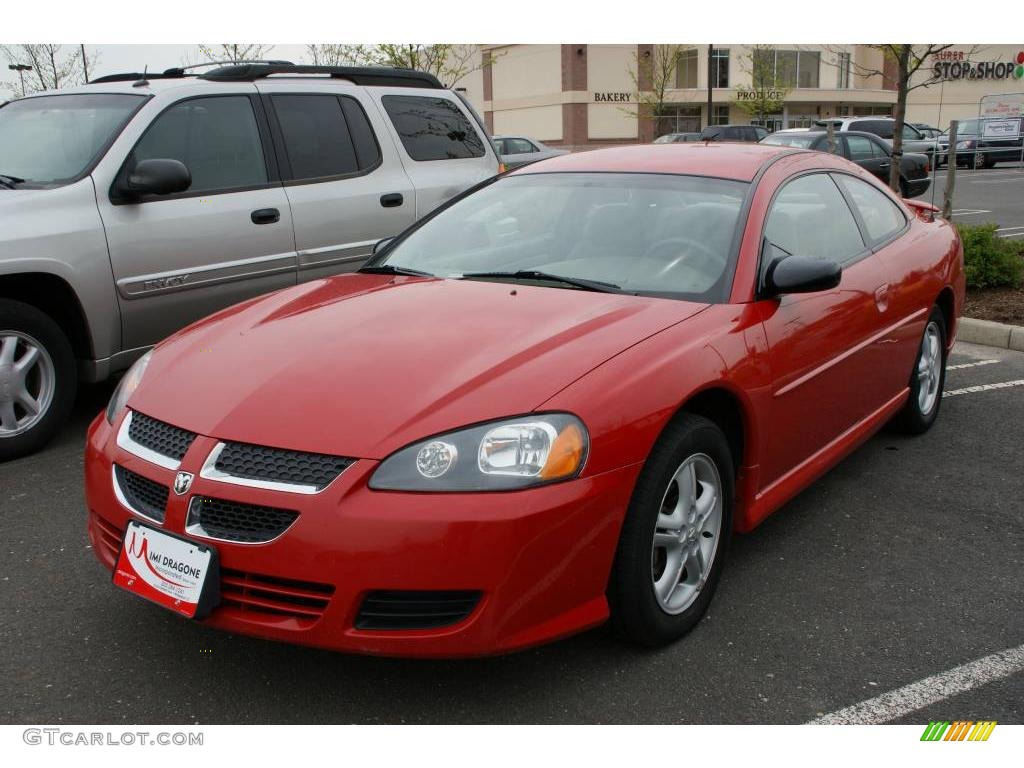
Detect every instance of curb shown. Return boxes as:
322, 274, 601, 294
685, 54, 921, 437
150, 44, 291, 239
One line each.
958, 317, 1024, 352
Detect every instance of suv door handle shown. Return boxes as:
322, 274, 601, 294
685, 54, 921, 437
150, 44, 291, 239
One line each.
380, 193, 404, 208
251, 208, 280, 225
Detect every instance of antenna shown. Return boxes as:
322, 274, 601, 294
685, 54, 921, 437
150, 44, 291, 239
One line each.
133, 66, 150, 88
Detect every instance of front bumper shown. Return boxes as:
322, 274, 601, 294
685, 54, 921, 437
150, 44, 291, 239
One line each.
85, 411, 640, 657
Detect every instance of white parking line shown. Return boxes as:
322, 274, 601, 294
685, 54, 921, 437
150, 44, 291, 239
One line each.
810, 644, 1024, 724
950, 209, 992, 216
999, 232, 1024, 238
946, 359, 999, 370
996, 225, 1024, 232
945, 379, 1024, 397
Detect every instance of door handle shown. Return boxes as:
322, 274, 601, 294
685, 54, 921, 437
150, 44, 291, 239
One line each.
251, 208, 280, 225
874, 283, 890, 312
380, 193, 404, 208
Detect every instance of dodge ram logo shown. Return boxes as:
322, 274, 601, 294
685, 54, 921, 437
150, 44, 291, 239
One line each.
174, 472, 194, 496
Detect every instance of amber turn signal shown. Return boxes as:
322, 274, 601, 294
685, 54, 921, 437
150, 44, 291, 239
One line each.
539, 423, 586, 480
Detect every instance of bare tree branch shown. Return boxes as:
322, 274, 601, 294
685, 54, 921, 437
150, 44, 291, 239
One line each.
1, 44, 97, 96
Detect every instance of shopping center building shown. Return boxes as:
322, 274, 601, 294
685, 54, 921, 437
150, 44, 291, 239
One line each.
455, 44, 1024, 150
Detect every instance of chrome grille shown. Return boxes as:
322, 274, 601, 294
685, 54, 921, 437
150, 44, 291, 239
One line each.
187, 496, 298, 543
128, 412, 196, 462
113, 465, 169, 522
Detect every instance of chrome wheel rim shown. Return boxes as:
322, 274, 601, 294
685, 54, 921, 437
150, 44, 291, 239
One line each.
917, 321, 942, 415
0, 331, 55, 438
651, 453, 723, 615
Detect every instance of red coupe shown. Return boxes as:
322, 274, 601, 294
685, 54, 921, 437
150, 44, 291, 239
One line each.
85, 143, 964, 657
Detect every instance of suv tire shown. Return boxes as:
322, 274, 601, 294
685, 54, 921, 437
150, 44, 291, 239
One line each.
0, 299, 76, 461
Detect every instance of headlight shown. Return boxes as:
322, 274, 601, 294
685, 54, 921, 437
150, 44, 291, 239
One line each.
369, 413, 588, 491
105, 350, 152, 424
956, 140, 975, 150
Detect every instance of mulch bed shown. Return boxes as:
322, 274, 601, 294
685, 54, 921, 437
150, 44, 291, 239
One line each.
964, 286, 1024, 326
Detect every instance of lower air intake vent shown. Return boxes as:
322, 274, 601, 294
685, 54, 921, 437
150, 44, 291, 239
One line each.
114, 465, 169, 522
355, 590, 482, 630
187, 496, 298, 543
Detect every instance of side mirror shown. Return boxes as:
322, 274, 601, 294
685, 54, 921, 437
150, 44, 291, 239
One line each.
121, 159, 191, 197
765, 254, 842, 296
373, 237, 395, 255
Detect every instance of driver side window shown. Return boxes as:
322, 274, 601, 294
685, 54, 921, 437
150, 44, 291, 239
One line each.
763, 173, 866, 268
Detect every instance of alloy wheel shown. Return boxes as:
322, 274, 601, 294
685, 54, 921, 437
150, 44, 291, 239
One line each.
651, 453, 723, 615
917, 321, 942, 415
0, 331, 56, 438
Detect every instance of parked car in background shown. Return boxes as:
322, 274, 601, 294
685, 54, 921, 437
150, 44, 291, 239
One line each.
0, 62, 500, 461
813, 117, 936, 159
761, 130, 931, 198
85, 142, 963, 656
936, 117, 1024, 169
699, 124, 769, 142
493, 135, 569, 169
653, 132, 702, 144
912, 123, 943, 139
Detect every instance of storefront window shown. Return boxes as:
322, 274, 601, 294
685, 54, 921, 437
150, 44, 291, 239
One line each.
712, 49, 730, 88
657, 105, 702, 135
837, 52, 851, 89
676, 48, 699, 89
798, 52, 820, 88
753, 49, 820, 89
713, 105, 730, 126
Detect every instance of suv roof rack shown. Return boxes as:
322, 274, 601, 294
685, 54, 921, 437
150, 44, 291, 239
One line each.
199, 63, 443, 89
89, 60, 296, 85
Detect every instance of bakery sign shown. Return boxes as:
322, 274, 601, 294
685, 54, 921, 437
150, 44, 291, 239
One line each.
932, 50, 1024, 80
594, 92, 632, 102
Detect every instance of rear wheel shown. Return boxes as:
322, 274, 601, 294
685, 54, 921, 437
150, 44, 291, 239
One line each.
0, 300, 76, 461
893, 306, 946, 434
608, 413, 734, 646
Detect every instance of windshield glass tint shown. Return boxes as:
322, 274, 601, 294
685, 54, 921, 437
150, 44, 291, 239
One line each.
0, 94, 144, 186
381, 172, 749, 300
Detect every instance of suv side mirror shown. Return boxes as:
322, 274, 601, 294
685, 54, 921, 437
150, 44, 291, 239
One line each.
121, 159, 191, 198
765, 254, 842, 296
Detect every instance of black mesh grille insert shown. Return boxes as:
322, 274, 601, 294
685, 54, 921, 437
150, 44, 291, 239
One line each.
214, 442, 353, 489
128, 412, 196, 461
188, 496, 298, 543
356, 590, 482, 630
114, 465, 169, 522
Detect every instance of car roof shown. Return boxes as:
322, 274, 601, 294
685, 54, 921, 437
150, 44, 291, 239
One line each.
509, 142, 800, 182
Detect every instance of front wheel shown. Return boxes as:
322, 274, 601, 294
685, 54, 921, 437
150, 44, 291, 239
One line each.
608, 413, 734, 646
893, 306, 946, 434
0, 299, 77, 461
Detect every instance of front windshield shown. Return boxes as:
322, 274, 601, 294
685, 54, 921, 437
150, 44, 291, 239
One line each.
0, 93, 145, 186
376, 172, 749, 301
761, 133, 817, 148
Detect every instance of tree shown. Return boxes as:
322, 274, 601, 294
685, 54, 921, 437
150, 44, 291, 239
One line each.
335, 44, 495, 87
305, 45, 355, 67
731, 45, 788, 126
842, 44, 956, 192
625, 45, 686, 138
1, 44, 98, 96
196, 44, 276, 64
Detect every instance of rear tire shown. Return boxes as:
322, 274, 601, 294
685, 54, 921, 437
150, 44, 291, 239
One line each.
608, 413, 734, 647
893, 306, 946, 435
0, 299, 76, 462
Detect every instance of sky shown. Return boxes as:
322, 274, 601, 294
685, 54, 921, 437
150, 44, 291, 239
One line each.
2, 44, 314, 99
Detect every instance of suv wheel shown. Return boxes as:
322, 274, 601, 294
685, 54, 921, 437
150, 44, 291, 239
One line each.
0, 300, 76, 461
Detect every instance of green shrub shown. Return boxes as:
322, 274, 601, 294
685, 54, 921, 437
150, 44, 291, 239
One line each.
956, 223, 1024, 289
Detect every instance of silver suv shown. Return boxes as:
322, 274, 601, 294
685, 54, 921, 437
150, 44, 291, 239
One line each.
0, 63, 499, 460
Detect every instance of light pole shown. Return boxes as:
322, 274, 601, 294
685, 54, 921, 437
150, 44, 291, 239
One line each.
8, 64, 32, 96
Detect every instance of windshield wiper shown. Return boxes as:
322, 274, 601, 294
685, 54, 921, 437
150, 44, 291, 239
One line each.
0, 174, 25, 189
459, 270, 623, 293
358, 264, 434, 277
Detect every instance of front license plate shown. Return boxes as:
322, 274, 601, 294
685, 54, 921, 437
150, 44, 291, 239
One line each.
113, 521, 219, 619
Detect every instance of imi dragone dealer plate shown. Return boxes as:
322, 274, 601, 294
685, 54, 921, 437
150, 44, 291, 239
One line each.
113, 521, 219, 619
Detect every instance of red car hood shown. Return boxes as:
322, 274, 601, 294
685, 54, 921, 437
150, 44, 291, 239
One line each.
130, 274, 708, 458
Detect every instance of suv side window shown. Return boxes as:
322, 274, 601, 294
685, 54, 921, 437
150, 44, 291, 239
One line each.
506, 138, 537, 154
834, 174, 907, 244
131, 96, 268, 194
270, 94, 380, 181
381, 95, 486, 161
764, 173, 865, 267
854, 119, 893, 139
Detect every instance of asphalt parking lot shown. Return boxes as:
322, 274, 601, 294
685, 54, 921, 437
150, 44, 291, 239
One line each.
929, 161, 1024, 237
1, 339, 1021, 725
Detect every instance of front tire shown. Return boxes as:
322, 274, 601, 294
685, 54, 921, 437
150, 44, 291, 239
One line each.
893, 306, 946, 434
0, 299, 76, 461
608, 413, 734, 647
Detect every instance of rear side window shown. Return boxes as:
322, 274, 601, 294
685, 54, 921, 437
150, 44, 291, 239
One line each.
764, 173, 865, 264
382, 95, 485, 161
132, 95, 267, 194
855, 120, 893, 139
835, 175, 907, 244
846, 135, 885, 161
271, 94, 381, 181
